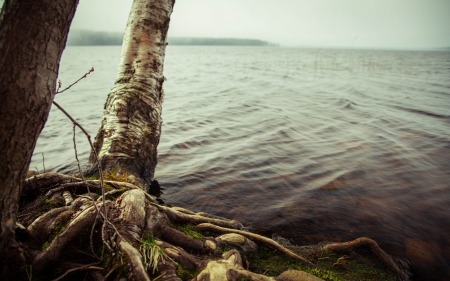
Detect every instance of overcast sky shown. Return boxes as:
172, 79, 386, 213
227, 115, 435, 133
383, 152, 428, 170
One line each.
69, 0, 450, 49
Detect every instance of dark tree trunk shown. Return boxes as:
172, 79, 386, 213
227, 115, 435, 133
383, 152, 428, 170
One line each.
89, 0, 175, 190
0, 0, 78, 261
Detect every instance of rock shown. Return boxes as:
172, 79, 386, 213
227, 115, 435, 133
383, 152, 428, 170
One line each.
272, 234, 292, 246
276, 270, 325, 281
216, 233, 258, 252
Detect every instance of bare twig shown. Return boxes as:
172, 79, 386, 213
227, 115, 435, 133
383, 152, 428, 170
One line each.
52, 101, 106, 219
50, 262, 102, 281
41, 153, 46, 173
56, 68, 94, 95
73, 124, 90, 193
52, 70, 112, 258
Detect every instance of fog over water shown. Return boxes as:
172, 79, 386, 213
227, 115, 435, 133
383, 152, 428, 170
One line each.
66, 0, 450, 49
32, 45, 450, 280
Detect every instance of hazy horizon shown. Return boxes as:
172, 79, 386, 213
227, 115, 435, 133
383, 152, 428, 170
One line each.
64, 27, 450, 51
67, 0, 450, 50
1, 0, 449, 49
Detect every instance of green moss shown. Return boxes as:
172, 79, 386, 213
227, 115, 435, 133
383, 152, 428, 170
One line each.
103, 168, 128, 182
42, 197, 64, 211
172, 223, 204, 240
176, 264, 198, 281
41, 241, 50, 251
84, 174, 100, 180
43, 199, 54, 206
243, 245, 398, 281
220, 245, 234, 254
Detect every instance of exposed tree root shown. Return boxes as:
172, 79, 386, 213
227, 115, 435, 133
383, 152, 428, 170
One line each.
8, 172, 409, 281
194, 249, 274, 281
118, 237, 150, 281
196, 223, 316, 268
26, 206, 70, 245
321, 237, 409, 280
32, 202, 112, 273
157, 240, 202, 270
155, 204, 243, 229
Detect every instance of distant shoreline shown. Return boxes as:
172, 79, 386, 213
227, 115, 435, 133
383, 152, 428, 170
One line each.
67, 30, 277, 47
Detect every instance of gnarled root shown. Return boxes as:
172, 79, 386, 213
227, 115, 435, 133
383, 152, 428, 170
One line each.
32, 201, 112, 273
157, 240, 202, 270
117, 237, 150, 281
155, 204, 243, 229
26, 206, 70, 245
321, 237, 409, 280
196, 223, 316, 268
216, 233, 258, 253
16, 172, 407, 281
194, 249, 275, 281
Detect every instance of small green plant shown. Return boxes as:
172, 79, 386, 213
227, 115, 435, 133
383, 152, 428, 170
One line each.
104, 168, 128, 182
42, 241, 50, 251
43, 199, 54, 207
139, 237, 174, 274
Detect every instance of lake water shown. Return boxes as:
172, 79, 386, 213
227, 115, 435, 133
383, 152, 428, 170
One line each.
31, 46, 450, 280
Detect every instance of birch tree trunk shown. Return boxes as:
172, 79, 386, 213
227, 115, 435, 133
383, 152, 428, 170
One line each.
90, 0, 175, 190
0, 0, 78, 260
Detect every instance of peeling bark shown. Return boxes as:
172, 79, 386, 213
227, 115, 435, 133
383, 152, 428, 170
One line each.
89, 0, 176, 189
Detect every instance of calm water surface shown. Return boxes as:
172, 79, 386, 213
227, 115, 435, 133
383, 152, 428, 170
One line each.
31, 46, 450, 280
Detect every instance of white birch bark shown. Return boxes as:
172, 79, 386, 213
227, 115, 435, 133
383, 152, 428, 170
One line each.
90, 0, 175, 189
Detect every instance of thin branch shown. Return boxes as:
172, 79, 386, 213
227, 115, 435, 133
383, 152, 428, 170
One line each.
41, 153, 46, 173
56, 68, 94, 95
52, 101, 107, 218
52, 100, 109, 255
50, 262, 102, 281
